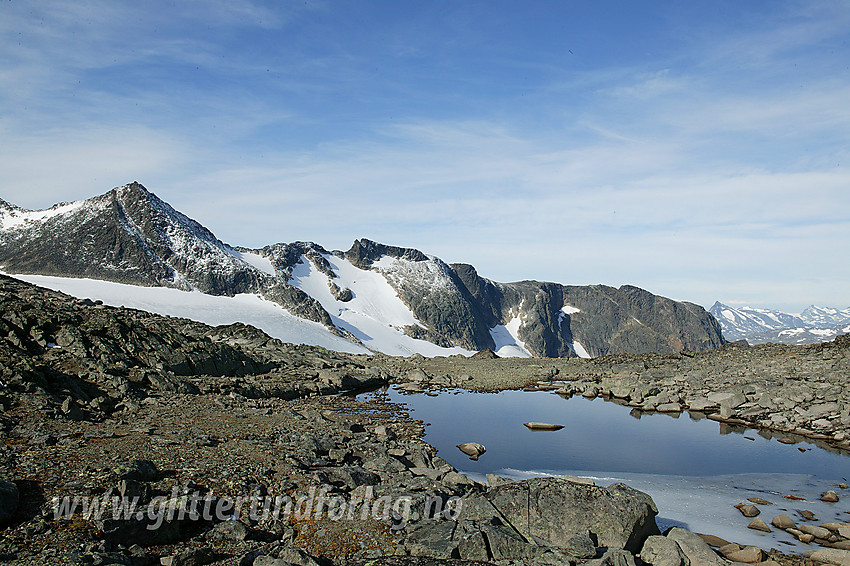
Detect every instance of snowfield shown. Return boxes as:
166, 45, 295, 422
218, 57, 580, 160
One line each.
282, 253, 475, 357
5, 257, 597, 359
227, 248, 277, 276
5, 273, 369, 354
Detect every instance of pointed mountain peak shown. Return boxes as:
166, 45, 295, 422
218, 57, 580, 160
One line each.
113, 181, 155, 202
346, 238, 428, 269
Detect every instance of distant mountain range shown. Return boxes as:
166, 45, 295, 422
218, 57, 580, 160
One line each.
709, 302, 850, 345
0, 182, 725, 358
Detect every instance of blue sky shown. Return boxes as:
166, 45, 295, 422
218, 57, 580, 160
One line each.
1, 1, 848, 313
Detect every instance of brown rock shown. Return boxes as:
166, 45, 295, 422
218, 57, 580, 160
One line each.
736, 503, 760, 517
802, 548, 850, 565
821, 490, 840, 502
826, 540, 850, 550
800, 509, 816, 520
822, 523, 844, 534
787, 528, 815, 543
799, 524, 832, 539
748, 518, 771, 533
456, 442, 486, 460
697, 533, 732, 547
747, 497, 772, 505
785, 494, 806, 500
724, 546, 764, 564
772, 514, 797, 530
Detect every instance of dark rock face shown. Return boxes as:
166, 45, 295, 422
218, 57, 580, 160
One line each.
0, 475, 18, 526
452, 263, 725, 357
0, 182, 252, 293
344, 239, 429, 269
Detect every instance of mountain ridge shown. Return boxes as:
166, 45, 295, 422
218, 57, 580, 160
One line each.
1, 182, 725, 357
710, 301, 850, 345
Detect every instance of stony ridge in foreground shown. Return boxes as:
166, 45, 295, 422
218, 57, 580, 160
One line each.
0, 274, 845, 565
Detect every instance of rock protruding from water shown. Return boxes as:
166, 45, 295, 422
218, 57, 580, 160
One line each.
456, 442, 486, 460
523, 422, 565, 431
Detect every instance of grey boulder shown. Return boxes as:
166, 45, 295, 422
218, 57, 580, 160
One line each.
640, 534, 686, 566
459, 476, 659, 553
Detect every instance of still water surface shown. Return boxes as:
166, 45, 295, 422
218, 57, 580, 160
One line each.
362, 388, 848, 479
359, 387, 850, 550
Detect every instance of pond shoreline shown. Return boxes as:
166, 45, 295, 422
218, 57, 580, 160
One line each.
385, 335, 850, 458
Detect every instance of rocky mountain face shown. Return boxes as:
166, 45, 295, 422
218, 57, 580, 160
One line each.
0, 183, 333, 329
451, 264, 725, 357
0, 183, 725, 357
710, 302, 850, 345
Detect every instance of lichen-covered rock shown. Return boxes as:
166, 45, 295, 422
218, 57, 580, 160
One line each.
458, 476, 659, 553
666, 528, 726, 566
640, 534, 686, 566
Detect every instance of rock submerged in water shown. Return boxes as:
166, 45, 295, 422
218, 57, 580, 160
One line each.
457, 442, 486, 460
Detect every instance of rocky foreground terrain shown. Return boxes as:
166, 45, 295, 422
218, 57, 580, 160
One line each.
1, 274, 849, 566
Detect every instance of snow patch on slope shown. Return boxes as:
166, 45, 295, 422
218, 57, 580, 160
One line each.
229, 249, 276, 276
572, 340, 591, 359
6, 273, 368, 354
372, 254, 455, 292
561, 304, 580, 315
557, 304, 580, 327
0, 201, 85, 230
490, 313, 532, 358
288, 254, 473, 357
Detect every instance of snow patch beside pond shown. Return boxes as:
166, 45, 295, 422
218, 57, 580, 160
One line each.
495, 469, 846, 553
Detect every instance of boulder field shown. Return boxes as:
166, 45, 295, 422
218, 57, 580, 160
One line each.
1, 275, 847, 565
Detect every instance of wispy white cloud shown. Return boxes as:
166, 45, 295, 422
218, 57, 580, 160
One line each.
1, 0, 847, 312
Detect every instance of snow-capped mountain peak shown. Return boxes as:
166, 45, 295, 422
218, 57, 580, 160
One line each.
1, 182, 728, 358
710, 301, 849, 345
799, 304, 850, 327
